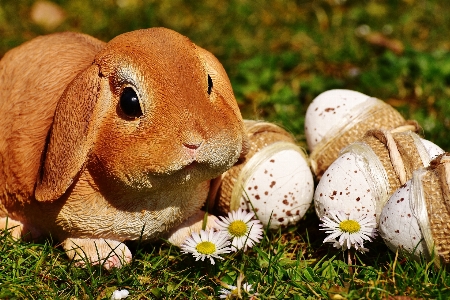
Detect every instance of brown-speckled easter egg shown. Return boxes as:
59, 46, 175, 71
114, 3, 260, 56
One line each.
214, 121, 314, 229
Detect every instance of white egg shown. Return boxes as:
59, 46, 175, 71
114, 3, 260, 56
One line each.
235, 145, 314, 229
379, 179, 426, 255
314, 133, 444, 224
305, 89, 371, 152
216, 121, 315, 230
314, 148, 380, 220
305, 89, 408, 178
380, 153, 450, 267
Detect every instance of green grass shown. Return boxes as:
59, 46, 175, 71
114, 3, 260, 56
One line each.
2, 0, 450, 298
2, 211, 450, 299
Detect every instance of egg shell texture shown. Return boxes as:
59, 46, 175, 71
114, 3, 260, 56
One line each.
305, 89, 370, 151
419, 138, 444, 161
241, 149, 314, 229
314, 151, 376, 220
379, 180, 426, 256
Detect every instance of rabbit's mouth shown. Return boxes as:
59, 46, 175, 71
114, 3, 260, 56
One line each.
179, 160, 209, 176
184, 161, 198, 170
168, 159, 227, 185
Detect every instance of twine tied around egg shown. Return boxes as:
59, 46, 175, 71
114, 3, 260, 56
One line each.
211, 120, 308, 216
365, 121, 421, 186
310, 97, 407, 179
340, 121, 428, 222
411, 153, 450, 267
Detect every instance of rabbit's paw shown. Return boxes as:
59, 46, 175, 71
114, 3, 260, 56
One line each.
0, 217, 24, 239
166, 210, 218, 247
62, 237, 132, 269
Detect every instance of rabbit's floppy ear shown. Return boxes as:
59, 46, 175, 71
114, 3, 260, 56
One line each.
35, 64, 105, 202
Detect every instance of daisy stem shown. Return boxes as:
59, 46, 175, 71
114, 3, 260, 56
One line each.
201, 211, 208, 230
347, 249, 355, 277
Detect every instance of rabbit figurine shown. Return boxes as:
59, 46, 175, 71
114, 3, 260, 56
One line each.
0, 28, 249, 268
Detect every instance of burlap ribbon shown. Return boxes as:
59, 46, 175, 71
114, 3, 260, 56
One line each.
310, 98, 407, 179
412, 153, 450, 267
340, 121, 428, 222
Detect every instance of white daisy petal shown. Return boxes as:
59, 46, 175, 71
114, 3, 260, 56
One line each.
215, 219, 229, 229
242, 283, 252, 292
236, 209, 243, 220
200, 230, 208, 241
191, 232, 202, 244
242, 211, 255, 223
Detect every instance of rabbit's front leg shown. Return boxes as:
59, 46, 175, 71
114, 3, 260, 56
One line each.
166, 210, 218, 247
62, 237, 132, 269
0, 217, 24, 239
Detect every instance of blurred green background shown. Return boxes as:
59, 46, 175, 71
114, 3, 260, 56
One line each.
2, 2, 450, 298
1, 0, 450, 150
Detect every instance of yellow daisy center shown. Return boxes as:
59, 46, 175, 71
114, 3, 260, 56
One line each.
228, 220, 248, 237
339, 220, 360, 233
195, 241, 216, 255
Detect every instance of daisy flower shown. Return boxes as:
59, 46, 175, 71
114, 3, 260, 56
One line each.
320, 210, 377, 252
180, 229, 231, 264
219, 283, 253, 299
215, 209, 263, 252
111, 289, 129, 300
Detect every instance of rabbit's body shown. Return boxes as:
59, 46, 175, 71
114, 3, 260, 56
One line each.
0, 32, 104, 210
0, 28, 248, 268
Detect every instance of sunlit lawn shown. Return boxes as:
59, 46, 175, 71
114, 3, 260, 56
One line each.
1, 0, 450, 299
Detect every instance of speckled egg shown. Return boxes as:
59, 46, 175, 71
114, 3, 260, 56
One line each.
305, 89, 371, 151
314, 150, 376, 219
379, 179, 426, 256
214, 120, 314, 229
380, 153, 450, 267
314, 130, 444, 224
305, 89, 407, 178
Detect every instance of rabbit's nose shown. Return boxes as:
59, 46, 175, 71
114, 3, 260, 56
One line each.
183, 141, 203, 158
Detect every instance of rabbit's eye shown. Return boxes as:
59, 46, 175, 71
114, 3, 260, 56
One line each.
120, 87, 142, 118
207, 74, 213, 95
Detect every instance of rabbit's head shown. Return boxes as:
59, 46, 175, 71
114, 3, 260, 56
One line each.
35, 28, 248, 201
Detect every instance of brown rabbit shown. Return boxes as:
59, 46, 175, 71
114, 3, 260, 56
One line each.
0, 28, 248, 268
